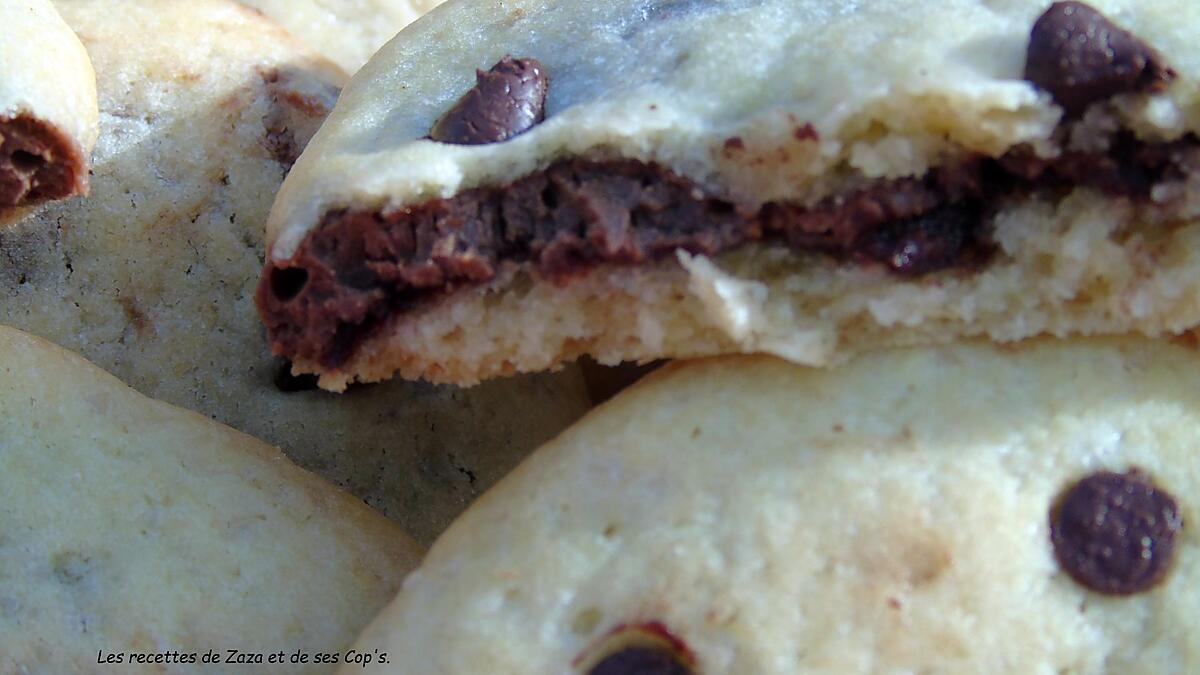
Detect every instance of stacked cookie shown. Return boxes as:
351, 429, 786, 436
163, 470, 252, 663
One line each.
251, 0, 1197, 672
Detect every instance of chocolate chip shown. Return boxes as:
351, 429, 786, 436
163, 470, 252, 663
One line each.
1024, 2, 1175, 117
1050, 469, 1183, 595
588, 646, 693, 675
429, 56, 548, 145
272, 358, 320, 392
858, 202, 979, 276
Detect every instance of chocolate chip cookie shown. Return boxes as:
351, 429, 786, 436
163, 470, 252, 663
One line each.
343, 337, 1198, 674
260, 0, 1200, 387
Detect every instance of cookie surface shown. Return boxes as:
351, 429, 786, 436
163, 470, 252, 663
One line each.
0, 0, 593, 543
239, 0, 447, 74
345, 338, 1198, 674
0, 0, 98, 212
259, 0, 1200, 387
0, 325, 423, 674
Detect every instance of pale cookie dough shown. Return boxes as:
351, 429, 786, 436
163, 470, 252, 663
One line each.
240, 0, 448, 74
0, 0, 592, 544
0, 325, 424, 674
344, 338, 1198, 674
258, 0, 1200, 387
0, 0, 98, 212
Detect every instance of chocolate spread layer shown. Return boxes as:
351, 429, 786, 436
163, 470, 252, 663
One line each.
259, 133, 1199, 368
256, 1, 1191, 369
0, 115, 87, 208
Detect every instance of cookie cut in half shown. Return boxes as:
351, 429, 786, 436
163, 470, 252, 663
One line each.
342, 338, 1196, 674
1, 0, 595, 542
0, 326, 424, 674
260, 0, 1200, 388
1, 0, 98, 214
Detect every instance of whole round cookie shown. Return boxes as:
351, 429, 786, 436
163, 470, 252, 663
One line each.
239, 0, 448, 74
260, 0, 1200, 387
344, 338, 1198, 673
0, 325, 423, 674
1, 0, 593, 543
0, 0, 97, 213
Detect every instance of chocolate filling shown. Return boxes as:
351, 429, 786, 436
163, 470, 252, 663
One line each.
256, 2, 1190, 369
258, 133, 1198, 367
0, 115, 87, 208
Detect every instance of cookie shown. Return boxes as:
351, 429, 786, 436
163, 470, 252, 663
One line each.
0, 325, 424, 673
0, 0, 593, 544
0, 0, 98, 212
343, 338, 1198, 674
258, 0, 1200, 387
239, 0, 448, 74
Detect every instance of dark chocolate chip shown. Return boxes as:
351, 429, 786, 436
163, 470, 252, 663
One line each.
1024, 1, 1175, 117
272, 358, 320, 392
1050, 469, 1183, 595
588, 646, 694, 675
429, 56, 548, 145
858, 202, 979, 276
